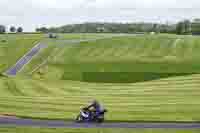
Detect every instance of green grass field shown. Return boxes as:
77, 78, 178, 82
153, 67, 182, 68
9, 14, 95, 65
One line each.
1, 34, 200, 133
0, 74, 200, 122
0, 127, 199, 133
57, 33, 117, 40
23, 34, 200, 82
0, 34, 44, 72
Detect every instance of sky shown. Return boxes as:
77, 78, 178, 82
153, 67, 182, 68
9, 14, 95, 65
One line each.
0, 0, 200, 31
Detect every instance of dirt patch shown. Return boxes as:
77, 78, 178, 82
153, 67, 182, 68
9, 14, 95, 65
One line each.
0, 113, 18, 118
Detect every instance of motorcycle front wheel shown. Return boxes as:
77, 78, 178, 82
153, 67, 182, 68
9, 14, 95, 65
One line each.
76, 114, 83, 122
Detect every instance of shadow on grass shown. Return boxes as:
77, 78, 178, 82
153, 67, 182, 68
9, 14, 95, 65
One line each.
63, 72, 196, 83
0, 72, 9, 78
83, 72, 196, 83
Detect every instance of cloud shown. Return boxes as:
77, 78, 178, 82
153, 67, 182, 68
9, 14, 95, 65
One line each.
0, 0, 200, 31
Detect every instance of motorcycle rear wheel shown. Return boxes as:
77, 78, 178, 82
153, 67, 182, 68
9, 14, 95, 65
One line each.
96, 118, 104, 123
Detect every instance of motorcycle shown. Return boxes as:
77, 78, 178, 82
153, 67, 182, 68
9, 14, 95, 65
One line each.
76, 108, 107, 123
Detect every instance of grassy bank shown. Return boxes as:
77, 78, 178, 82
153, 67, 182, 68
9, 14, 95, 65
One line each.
0, 74, 200, 121
26, 34, 200, 82
0, 34, 44, 73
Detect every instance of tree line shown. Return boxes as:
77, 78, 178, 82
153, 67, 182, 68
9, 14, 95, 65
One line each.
36, 23, 176, 34
1, 19, 200, 35
0, 26, 23, 34
175, 19, 200, 35
36, 19, 200, 35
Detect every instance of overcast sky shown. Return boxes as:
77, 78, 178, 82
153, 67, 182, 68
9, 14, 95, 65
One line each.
0, 0, 200, 31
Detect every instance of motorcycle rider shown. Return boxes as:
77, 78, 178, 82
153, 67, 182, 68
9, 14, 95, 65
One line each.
84, 100, 105, 118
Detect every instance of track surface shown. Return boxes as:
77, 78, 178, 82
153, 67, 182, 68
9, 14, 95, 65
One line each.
0, 117, 200, 129
4, 43, 47, 76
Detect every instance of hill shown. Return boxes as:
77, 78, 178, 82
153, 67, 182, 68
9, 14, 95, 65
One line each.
0, 74, 200, 121
0, 34, 44, 73
1, 34, 200, 123
22, 34, 200, 83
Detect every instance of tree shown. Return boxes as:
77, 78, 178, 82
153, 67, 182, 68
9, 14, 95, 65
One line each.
176, 20, 191, 35
17, 27, 23, 33
10, 26, 16, 32
191, 19, 200, 35
152, 24, 160, 33
193, 18, 200, 22
183, 20, 191, 34
176, 22, 185, 34
0, 25, 6, 34
36, 27, 49, 33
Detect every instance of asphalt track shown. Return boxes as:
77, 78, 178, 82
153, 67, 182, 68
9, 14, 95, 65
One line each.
4, 42, 47, 76
0, 117, 200, 129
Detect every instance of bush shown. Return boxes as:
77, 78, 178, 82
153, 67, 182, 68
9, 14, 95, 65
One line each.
1, 39, 7, 43
48, 33, 58, 39
0, 25, 6, 34
17, 27, 23, 33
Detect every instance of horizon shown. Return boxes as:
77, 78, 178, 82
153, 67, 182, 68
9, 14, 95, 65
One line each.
1, 0, 200, 32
